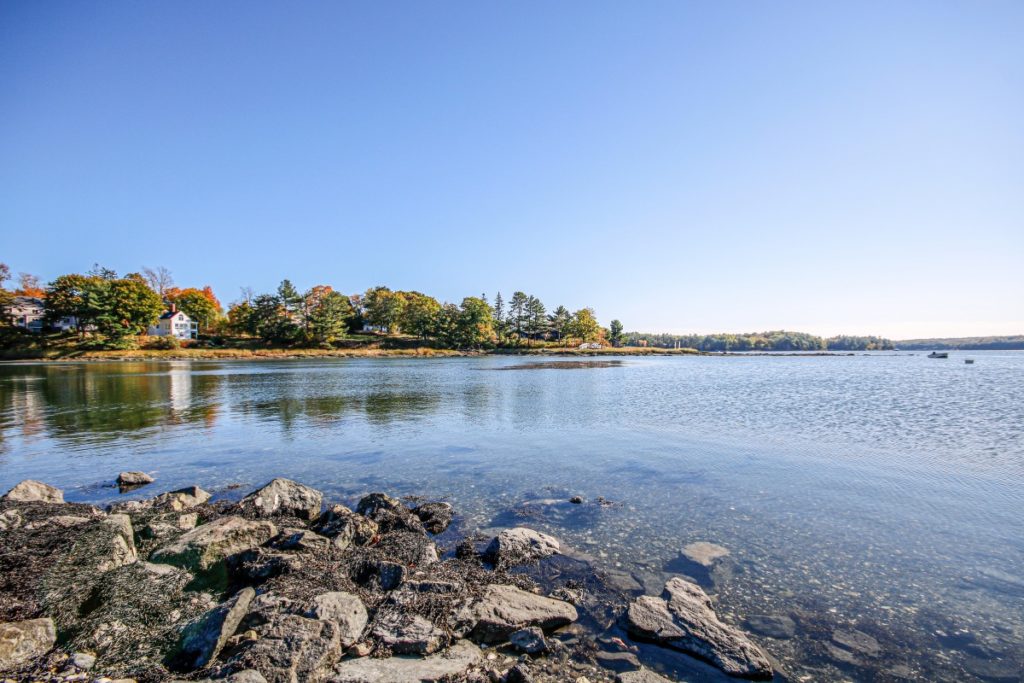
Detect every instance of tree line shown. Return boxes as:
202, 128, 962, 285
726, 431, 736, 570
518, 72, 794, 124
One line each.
625, 330, 895, 351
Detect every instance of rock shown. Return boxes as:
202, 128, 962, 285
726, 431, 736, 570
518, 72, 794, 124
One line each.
224, 614, 342, 683
454, 584, 578, 643
667, 542, 733, 588
596, 651, 641, 673
151, 516, 277, 574
370, 610, 447, 654
305, 592, 367, 647
230, 548, 303, 584
0, 617, 56, 671
356, 493, 424, 534
0, 509, 24, 531
142, 512, 199, 540
506, 663, 535, 683
179, 587, 256, 668
3, 480, 64, 504
603, 570, 644, 593
353, 559, 406, 590
744, 614, 796, 640
270, 528, 332, 554
375, 531, 439, 567
242, 593, 298, 629
329, 640, 484, 682
625, 577, 772, 680
616, 670, 676, 683
71, 652, 96, 670
963, 656, 1023, 683
313, 505, 379, 550
117, 472, 154, 489
484, 528, 560, 567
509, 626, 548, 654
150, 485, 212, 511
412, 502, 454, 534
569, 496, 584, 504
239, 479, 323, 521
831, 628, 880, 657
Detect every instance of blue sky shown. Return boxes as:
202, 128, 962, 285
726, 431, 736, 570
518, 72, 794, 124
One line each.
2, 1, 1021, 338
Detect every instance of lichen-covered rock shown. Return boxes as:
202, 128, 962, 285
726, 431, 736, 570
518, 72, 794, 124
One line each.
305, 592, 366, 647
330, 640, 484, 683
0, 617, 55, 671
151, 516, 277, 574
179, 587, 255, 669
222, 614, 342, 683
453, 584, 577, 643
3, 480, 64, 504
312, 505, 378, 550
239, 479, 323, 521
484, 528, 559, 567
412, 502, 454, 535
626, 577, 772, 680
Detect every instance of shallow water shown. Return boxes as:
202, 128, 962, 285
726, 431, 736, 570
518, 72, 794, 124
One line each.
1, 353, 1022, 681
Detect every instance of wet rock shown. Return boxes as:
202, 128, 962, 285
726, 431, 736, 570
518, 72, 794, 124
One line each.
510, 626, 548, 654
224, 614, 342, 683
151, 516, 277, 574
603, 570, 644, 593
666, 542, 733, 589
371, 610, 447, 654
117, 472, 154, 490
744, 614, 796, 640
484, 528, 560, 567
312, 505, 379, 550
270, 528, 332, 554
305, 592, 367, 647
179, 587, 256, 669
239, 479, 323, 521
454, 584, 578, 643
330, 639, 484, 682
0, 617, 56, 670
625, 577, 772, 680
569, 496, 584, 505
963, 656, 1023, 683
616, 669, 676, 683
3, 480, 64, 504
596, 650, 642, 673
356, 493, 424, 535
412, 502, 454, 534
831, 628, 880, 657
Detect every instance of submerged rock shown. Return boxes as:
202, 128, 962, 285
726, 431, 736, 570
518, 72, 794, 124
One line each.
3, 480, 64, 504
454, 584, 578, 643
744, 614, 796, 640
239, 479, 323, 521
117, 471, 155, 489
330, 639, 484, 683
484, 528, 560, 567
666, 541, 734, 589
151, 516, 277, 574
0, 617, 56, 671
626, 577, 772, 679
412, 502, 454, 535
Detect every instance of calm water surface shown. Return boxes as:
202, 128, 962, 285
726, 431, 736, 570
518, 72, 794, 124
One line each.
1, 353, 1022, 681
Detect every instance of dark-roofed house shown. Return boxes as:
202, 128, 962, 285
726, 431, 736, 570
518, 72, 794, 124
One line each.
147, 304, 198, 340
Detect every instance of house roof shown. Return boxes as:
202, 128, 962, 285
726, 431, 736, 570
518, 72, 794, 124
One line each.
13, 296, 44, 307
160, 310, 188, 320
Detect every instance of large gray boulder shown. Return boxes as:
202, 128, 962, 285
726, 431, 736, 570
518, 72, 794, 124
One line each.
179, 587, 256, 668
484, 528, 559, 567
223, 614, 342, 683
0, 617, 56, 671
454, 584, 577, 643
239, 479, 323, 521
151, 516, 277, 574
626, 577, 772, 679
305, 592, 367, 647
330, 640, 484, 682
3, 480, 64, 504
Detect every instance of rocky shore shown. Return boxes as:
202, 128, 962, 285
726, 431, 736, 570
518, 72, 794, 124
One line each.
0, 477, 776, 683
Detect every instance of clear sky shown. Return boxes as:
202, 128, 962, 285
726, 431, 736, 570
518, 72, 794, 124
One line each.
2, 1, 1022, 339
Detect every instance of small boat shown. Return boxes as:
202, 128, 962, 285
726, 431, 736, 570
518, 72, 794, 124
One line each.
927, 352, 949, 359
965, 359, 975, 364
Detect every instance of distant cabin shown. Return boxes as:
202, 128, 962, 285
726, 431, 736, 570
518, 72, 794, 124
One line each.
148, 306, 198, 340
8, 296, 77, 332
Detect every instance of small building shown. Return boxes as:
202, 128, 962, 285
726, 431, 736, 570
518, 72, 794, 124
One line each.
9, 296, 46, 332
148, 305, 198, 340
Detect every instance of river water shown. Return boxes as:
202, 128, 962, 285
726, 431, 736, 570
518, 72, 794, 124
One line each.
1, 353, 1022, 681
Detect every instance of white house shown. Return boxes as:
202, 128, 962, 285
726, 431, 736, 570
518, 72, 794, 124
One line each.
148, 305, 198, 340
7, 296, 77, 332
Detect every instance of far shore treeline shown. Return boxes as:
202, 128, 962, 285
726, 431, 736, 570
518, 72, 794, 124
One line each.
0, 261, 928, 354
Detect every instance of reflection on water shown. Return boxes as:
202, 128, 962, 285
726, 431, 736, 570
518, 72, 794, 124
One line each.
1, 354, 1023, 682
